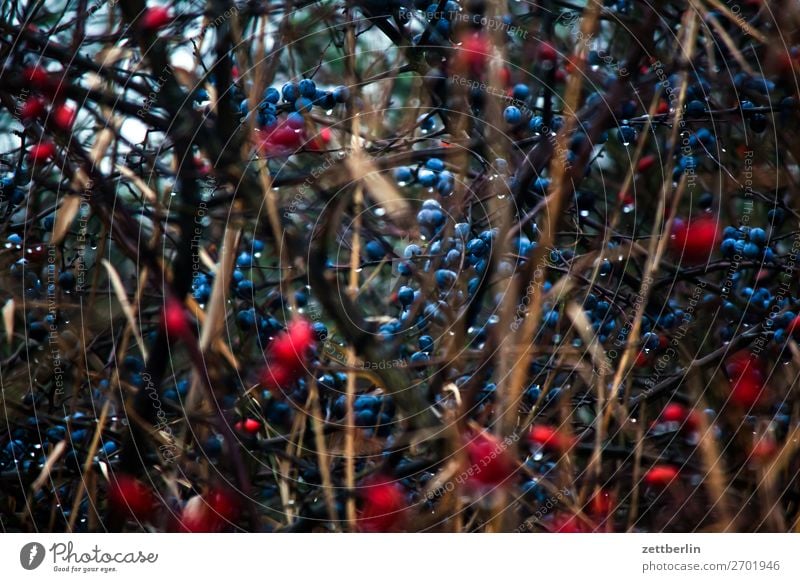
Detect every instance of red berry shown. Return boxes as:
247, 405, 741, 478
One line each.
20, 96, 47, 121
235, 418, 261, 435
269, 318, 314, 372
179, 488, 239, 532
319, 127, 331, 143
358, 475, 407, 532
161, 297, 192, 340
23, 65, 50, 90
725, 350, 765, 408
660, 403, 699, 433
498, 67, 511, 87
108, 474, 156, 520
730, 372, 763, 408
25, 244, 47, 263
669, 217, 719, 264
750, 437, 777, 464
457, 33, 491, 73
538, 42, 557, 63
529, 424, 573, 453
552, 513, 586, 533
464, 431, 515, 487
787, 315, 800, 337
258, 124, 304, 156
725, 349, 765, 380
52, 103, 76, 131
259, 361, 294, 390
643, 465, 679, 487
661, 403, 687, 423
28, 142, 55, 163
637, 154, 656, 172
140, 6, 172, 33
589, 490, 614, 519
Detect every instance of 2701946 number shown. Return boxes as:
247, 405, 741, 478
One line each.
729, 560, 780, 571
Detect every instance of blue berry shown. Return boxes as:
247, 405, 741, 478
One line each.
264, 87, 280, 104
529, 115, 544, 132
404, 244, 422, 259
425, 157, 445, 172
466, 238, 487, 256
748, 227, 767, 245
365, 240, 385, 261
512, 83, 530, 101
236, 279, 254, 299
685, 100, 706, 117
417, 169, 437, 187
298, 78, 317, 98
419, 335, 434, 352
237, 308, 257, 329
282, 82, 299, 102
397, 286, 415, 306
749, 113, 768, 133
332, 86, 350, 103
503, 105, 522, 125
768, 208, 785, 226
294, 97, 313, 113
743, 242, 761, 259
435, 269, 457, 288
394, 166, 413, 184
58, 271, 75, 290
617, 125, 637, 144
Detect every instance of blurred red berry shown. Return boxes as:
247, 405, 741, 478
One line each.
259, 361, 294, 391
529, 424, 573, 453
498, 67, 511, 86
179, 488, 239, 532
464, 431, 515, 487
269, 317, 314, 372
730, 373, 763, 408
669, 217, 719, 264
589, 490, 614, 519
358, 475, 407, 532
161, 297, 192, 340
235, 418, 261, 435
538, 42, 557, 63
28, 142, 55, 163
618, 190, 634, 206
643, 465, 679, 487
52, 103, 76, 131
20, 96, 46, 121
725, 349, 765, 380
140, 6, 172, 33
108, 474, 156, 521
24, 244, 47, 263
660, 403, 699, 433
552, 513, 586, 533
457, 33, 490, 73
258, 124, 304, 156
750, 436, 777, 465
787, 315, 800, 337
23, 65, 50, 90
661, 403, 687, 423
637, 154, 656, 172
725, 350, 765, 408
